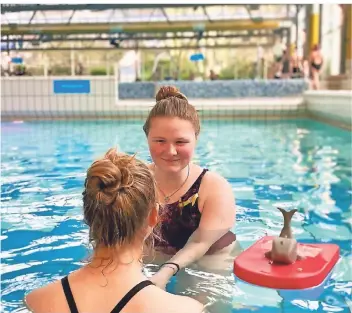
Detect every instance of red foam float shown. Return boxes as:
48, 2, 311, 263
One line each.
233, 236, 340, 290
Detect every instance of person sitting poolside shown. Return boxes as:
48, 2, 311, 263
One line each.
143, 86, 239, 290
24, 148, 205, 313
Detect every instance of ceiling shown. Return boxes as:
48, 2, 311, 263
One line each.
0, 4, 298, 51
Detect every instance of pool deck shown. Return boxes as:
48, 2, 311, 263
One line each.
111, 96, 306, 121
2, 96, 306, 122
2, 93, 350, 130
115, 97, 304, 111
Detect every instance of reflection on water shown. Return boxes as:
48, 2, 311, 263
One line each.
1, 119, 351, 313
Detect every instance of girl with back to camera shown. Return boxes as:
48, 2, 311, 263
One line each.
143, 86, 239, 290
24, 148, 204, 313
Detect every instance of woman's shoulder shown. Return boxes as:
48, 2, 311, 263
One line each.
146, 288, 204, 313
173, 295, 204, 313
24, 279, 65, 313
198, 168, 233, 203
167, 293, 204, 313
201, 168, 231, 189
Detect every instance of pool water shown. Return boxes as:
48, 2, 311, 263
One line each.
1, 119, 351, 313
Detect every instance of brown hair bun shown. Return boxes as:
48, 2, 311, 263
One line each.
155, 85, 188, 102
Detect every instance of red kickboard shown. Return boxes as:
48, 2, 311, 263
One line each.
233, 236, 340, 290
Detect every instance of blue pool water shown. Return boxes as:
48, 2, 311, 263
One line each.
1, 119, 351, 313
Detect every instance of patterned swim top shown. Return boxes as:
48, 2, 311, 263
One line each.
155, 168, 236, 255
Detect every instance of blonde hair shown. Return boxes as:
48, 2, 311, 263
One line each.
143, 85, 200, 137
83, 148, 157, 250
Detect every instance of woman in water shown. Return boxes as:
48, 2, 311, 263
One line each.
25, 148, 204, 313
143, 86, 238, 290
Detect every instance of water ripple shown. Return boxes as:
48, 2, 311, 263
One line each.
1, 119, 351, 313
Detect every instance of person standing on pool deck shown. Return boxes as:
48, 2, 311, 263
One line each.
309, 44, 324, 90
143, 86, 238, 290
24, 148, 204, 313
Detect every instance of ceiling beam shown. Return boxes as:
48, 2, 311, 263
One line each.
161, 7, 171, 24
202, 6, 212, 22
66, 10, 76, 24
2, 19, 283, 36
0, 4, 228, 13
28, 11, 37, 24
0, 43, 273, 52
1, 32, 276, 43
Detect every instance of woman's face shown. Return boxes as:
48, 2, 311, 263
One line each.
147, 116, 197, 173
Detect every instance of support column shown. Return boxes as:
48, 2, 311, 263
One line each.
70, 42, 75, 76
309, 4, 320, 51
296, 5, 305, 59
43, 53, 49, 77
319, 4, 323, 46
345, 4, 352, 75
295, 6, 299, 48
303, 5, 311, 60
340, 5, 347, 74
286, 28, 292, 58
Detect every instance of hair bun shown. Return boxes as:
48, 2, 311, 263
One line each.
156, 85, 188, 102
85, 149, 134, 206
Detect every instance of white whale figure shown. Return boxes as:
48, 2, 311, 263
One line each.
264, 207, 305, 264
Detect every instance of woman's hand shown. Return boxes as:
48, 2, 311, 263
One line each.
150, 266, 175, 290
155, 171, 236, 275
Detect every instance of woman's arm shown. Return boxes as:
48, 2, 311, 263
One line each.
151, 172, 236, 287
169, 173, 235, 267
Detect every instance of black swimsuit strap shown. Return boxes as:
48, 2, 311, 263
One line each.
61, 276, 79, 313
61, 277, 153, 313
111, 280, 154, 313
192, 168, 208, 188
